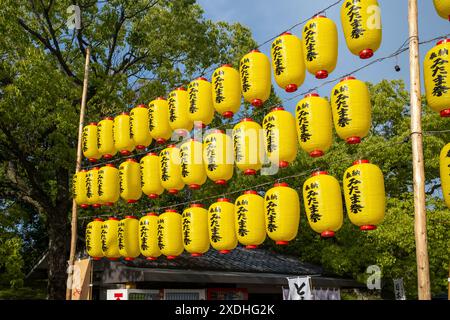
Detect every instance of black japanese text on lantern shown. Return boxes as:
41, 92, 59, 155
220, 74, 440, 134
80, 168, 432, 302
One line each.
118, 166, 124, 194
129, 111, 134, 139
148, 104, 155, 131
139, 163, 145, 187
304, 22, 318, 62
205, 136, 218, 172
263, 115, 277, 153
140, 220, 149, 251
265, 194, 278, 232
334, 85, 352, 127
72, 175, 78, 198
157, 219, 164, 250
182, 212, 192, 246
82, 127, 88, 153
346, 0, 366, 39
97, 122, 102, 150
209, 206, 222, 243
118, 222, 125, 250
241, 58, 251, 92
305, 182, 321, 223
86, 224, 92, 252
180, 146, 190, 178
101, 224, 108, 252
98, 169, 104, 197
160, 151, 170, 182
272, 38, 285, 76
236, 199, 249, 237
86, 172, 93, 199
168, 93, 177, 123
233, 128, 244, 162
213, 70, 225, 103
429, 47, 450, 97
188, 82, 199, 114
296, 102, 312, 142
346, 169, 364, 214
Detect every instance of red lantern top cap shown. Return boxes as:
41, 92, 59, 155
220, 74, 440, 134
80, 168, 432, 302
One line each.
437, 39, 450, 45
121, 111, 129, 116
94, 218, 104, 222
340, 76, 356, 82
156, 96, 166, 100
176, 87, 186, 91
146, 212, 158, 216
274, 182, 289, 187
241, 118, 253, 122
313, 15, 326, 19
92, 167, 100, 170
190, 203, 204, 208
244, 190, 258, 195
305, 93, 319, 98
221, 64, 232, 68
217, 198, 230, 202
108, 217, 119, 221
167, 144, 176, 148
281, 31, 292, 36
165, 209, 178, 213
103, 116, 114, 121
196, 77, 208, 81
271, 106, 285, 112
126, 158, 137, 162
136, 104, 147, 108
80, 169, 88, 172
147, 152, 158, 156
312, 170, 328, 176
211, 129, 224, 134
105, 164, 115, 168
353, 159, 370, 165
250, 49, 260, 53
89, 122, 97, 126
125, 215, 137, 220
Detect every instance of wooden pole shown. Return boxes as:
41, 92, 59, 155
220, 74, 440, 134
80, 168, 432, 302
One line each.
66, 48, 91, 300
407, 0, 431, 300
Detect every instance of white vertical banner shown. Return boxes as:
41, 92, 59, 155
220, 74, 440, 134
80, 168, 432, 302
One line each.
287, 276, 313, 300
393, 278, 406, 300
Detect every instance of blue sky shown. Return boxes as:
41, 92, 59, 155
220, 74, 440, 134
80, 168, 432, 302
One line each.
197, 0, 450, 113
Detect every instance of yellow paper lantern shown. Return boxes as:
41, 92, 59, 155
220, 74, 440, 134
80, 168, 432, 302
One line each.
139, 213, 161, 260
158, 209, 184, 259
140, 152, 164, 199
86, 218, 103, 260
97, 117, 117, 159
233, 118, 264, 175
424, 39, 450, 117
203, 129, 234, 185
118, 216, 140, 261
343, 160, 385, 231
188, 77, 214, 128
341, 0, 382, 59
433, 0, 450, 21
101, 217, 121, 261
130, 104, 152, 150
98, 164, 120, 206
148, 97, 172, 144
168, 87, 194, 135
86, 167, 101, 208
264, 182, 300, 245
302, 15, 338, 79
303, 171, 343, 237
331, 76, 372, 144
73, 169, 89, 209
271, 32, 305, 92
212, 64, 241, 118
119, 158, 142, 203
235, 190, 266, 249
240, 49, 271, 107
180, 139, 207, 190
182, 204, 210, 257
160, 144, 185, 194
208, 198, 237, 254
262, 106, 298, 168
114, 112, 135, 156
296, 93, 333, 157
440, 143, 450, 208
82, 122, 101, 162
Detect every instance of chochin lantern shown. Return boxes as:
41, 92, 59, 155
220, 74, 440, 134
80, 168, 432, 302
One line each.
295, 93, 333, 157
234, 190, 266, 249
331, 76, 372, 144
424, 39, 450, 117
140, 153, 164, 199
114, 112, 135, 156
302, 15, 338, 79
168, 87, 194, 135
118, 216, 140, 261
341, 0, 382, 59
303, 171, 343, 237
98, 164, 120, 206
86, 167, 101, 208
440, 143, 450, 208
86, 218, 103, 260
82, 122, 101, 162
130, 104, 152, 150
187, 77, 214, 128
97, 117, 117, 159
208, 198, 237, 254
180, 139, 207, 190
262, 107, 298, 168
158, 209, 184, 259
159, 145, 185, 194
101, 217, 121, 261
212, 64, 241, 118
271, 32, 305, 92
240, 49, 271, 107
73, 169, 89, 209
148, 97, 172, 144
343, 160, 385, 231
203, 129, 234, 185
233, 118, 264, 175
139, 213, 161, 260
264, 183, 300, 245
433, 0, 450, 21
182, 204, 210, 257
119, 158, 142, 203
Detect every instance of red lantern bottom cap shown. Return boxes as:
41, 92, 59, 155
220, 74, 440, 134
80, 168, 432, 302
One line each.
285, 84, 298, 93
148, 193, 159, 199
244, 169, 257, 176
108, 258, 119, 261
360, 225, 377, 231
251, 99, 263, 107
276, 241, 289, 245
245, 245, 258, 249
168, 189, 179, 194
321, 230, 335, 238
315, 70, 328, 79
92, 204, 101, 208
219, 250, 231, 254
88, 158, 98, 163
215, 179, 227, 185
124, 257, 135, 261
136, 145, 146, 150
127, 199, 137, 204
359, 49, 374, 59
440, 109, 450, 117
189, 184, 201, 190
191, 253, 202, 257
167, 255, 177, 260
346, 136, 361, 144
146, 257, 158, 261
194, 122, 206, 129
105, 202, 114, 207
103, 154, 113, 160
279, 161, 289, 168
156, 138, 166, 144
223, 111, 234, 118
310, 150, 324, 158
93, 257, 102, 261
80, 204, 89, 209
120, 150, 131, 156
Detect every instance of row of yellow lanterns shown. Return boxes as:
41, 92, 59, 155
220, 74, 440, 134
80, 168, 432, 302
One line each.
85, 161, 385, 261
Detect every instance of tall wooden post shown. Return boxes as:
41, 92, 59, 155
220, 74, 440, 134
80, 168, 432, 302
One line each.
407, 0, 431, 300
66, 48, 91, 300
